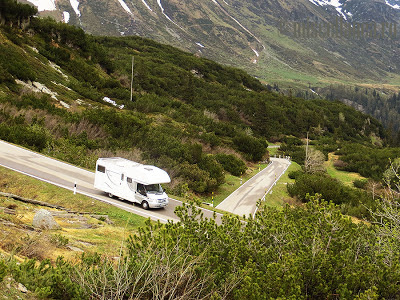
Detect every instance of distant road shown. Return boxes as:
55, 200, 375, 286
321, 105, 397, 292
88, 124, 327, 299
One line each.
0, 140, 223, 224
217, 158, 291, 217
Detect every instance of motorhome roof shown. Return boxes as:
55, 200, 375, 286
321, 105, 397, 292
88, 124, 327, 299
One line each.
97, 157, 171, 185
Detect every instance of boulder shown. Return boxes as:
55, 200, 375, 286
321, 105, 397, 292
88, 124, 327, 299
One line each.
17, 283, 28, 293
32, 209, 61, 230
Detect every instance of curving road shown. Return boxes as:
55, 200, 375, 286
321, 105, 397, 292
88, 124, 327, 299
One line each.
0, 140, 290, 223
0, 140, 222, 224
217, 158, 291, 217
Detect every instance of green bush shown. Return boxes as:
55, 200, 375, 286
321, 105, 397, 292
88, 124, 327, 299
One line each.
9, 257, 86, 299
287, 173, 374, 218
287, 173, 349, 205
0, 261, 7, 282
233, 135, 267, 161
353, 179, 368, 189
288, 169, 304, 179
198, 155, 224, 186
215, 153, 246, 176
177, 162, 216, 193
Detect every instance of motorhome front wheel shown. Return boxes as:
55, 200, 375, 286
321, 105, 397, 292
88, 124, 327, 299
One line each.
142, 201, 149, 210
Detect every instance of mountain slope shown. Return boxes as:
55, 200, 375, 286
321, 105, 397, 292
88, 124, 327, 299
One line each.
0, 6, 388, 195
21, 0, 400, 89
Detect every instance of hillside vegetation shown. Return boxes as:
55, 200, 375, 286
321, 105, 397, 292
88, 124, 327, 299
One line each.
0, 2, 388, 197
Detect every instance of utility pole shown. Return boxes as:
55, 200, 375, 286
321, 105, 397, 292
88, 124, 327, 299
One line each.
305, 131, 309, 165
130, 56, 134, 101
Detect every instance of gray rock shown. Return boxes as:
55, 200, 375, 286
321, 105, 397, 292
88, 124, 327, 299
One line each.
67, 245, 83, 252
17, 283, 28, 293
32, 209, 61, 230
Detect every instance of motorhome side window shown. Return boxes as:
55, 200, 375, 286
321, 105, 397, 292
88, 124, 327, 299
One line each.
97, 165, 106, 173
127, 177, 132, 183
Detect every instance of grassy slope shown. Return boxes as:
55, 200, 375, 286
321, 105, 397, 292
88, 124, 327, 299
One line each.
262, 162, 302, 208
0, 166, 147, 260
325, 153, 365, 186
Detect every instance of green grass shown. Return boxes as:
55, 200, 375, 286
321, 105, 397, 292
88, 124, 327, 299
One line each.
261, 161, 301, 208
325, 153, 365, 186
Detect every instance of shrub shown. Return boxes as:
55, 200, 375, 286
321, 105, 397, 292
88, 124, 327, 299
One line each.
288, 170, 304, 179
287, 173, 349, 205
198, 155, 224, 186
215, 153, 246, 176
50, 234, 69, 248
233, 135, 267, 161
353, 179, 368, 189
0, 261, 7, 282
9, 257, 86, 299
177, 162, 216, 193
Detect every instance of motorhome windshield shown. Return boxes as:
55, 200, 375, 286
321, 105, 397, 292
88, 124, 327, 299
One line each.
145, 184, 163, 193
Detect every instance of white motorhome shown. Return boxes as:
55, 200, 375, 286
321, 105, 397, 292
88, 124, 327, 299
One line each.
94, 157, 170, 209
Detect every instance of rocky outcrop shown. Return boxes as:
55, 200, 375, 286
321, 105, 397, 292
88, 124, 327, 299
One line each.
32, 209, 61, 230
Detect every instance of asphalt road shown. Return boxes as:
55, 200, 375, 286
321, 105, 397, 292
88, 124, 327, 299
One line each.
0, 140, 222, 224
216, 158, 291, 217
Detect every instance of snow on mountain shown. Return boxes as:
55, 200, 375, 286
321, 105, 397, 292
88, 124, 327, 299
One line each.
156, 0, 182, 29
117, 0, 132, 15
63, 11, 70, 23
385, 0, 400, 9
252, 49, 259, 57
308, 0, 349, 19
156, 0, 173, 23
70, 0, 81, 17
25, 0, 56, 12
141, 0, 153, 12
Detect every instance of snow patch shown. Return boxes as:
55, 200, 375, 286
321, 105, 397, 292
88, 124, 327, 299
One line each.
385, 1, 400, 9
308, 0, 350, 19
196, 42, 205, 48
141, 0, 153, 12
211, 0, 264, 47
157, 0, 182, 28
117, 0, 132, 15
25, 0, 56, 12
252, 49, 259, 57
103, 97, 124, 109
70, 0, 81, 17
63, 11, 70, 23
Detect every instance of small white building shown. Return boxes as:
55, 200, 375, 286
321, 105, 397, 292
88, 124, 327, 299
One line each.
94, 157, 170, 209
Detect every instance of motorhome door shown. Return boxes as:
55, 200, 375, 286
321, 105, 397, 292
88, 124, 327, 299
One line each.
135, 183, 147, 203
